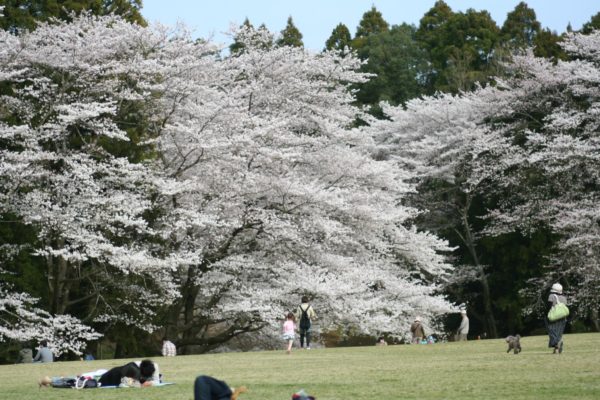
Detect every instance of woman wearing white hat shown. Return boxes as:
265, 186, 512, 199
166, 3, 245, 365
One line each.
546, 283, 568, 354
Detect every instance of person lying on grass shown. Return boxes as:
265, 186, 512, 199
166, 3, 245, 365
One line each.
99, 359, 159, 387
194, 375, 248, 400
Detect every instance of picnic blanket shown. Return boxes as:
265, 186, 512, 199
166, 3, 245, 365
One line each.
100, 382, 175, 388
50, 371, 174, 389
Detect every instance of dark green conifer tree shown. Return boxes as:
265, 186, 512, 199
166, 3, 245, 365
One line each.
416, 2, 501, 93
355, 5, 389, 38
324, 22, 351, 52
0, 0, 145, 33
533, 28, 567, 60
276, 16, 303, 48
581, 12, 600, 34
352, 6, 389, 50
229, 18, 254, 54
354, 24, 429, 110
566, 22, 573, 33
500, 1, 541, 48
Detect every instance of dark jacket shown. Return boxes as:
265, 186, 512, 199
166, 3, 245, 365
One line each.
99, 362, 141, 387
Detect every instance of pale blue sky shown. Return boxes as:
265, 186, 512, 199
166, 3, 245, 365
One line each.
142, 1, 599, 51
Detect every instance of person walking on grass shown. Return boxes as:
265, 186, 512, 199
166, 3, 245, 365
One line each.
456, 310, 469, 341
546, 283, 568, 354
296, 296, 317, 349
282, 312, 296, 354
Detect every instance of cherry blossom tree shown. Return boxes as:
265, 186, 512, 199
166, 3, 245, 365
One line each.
0, 274, 101, 355
483, 32, 600, 327
0, 14, 181, 344
367, 30, 600, 332
1, 16, 457, 353
364, 84, 520, 337
150, 25, 455, 350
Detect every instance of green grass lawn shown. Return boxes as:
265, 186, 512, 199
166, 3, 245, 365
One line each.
1, 333, 599, 400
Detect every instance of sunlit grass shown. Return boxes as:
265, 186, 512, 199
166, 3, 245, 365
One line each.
1, 333, 599, 399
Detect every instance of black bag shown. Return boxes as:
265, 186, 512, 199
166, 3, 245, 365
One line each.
299, 305, 311, 330
77, 377, 98, 389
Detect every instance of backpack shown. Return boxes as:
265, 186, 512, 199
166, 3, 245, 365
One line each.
75, 376, 98, 389
299, 305, 311, 330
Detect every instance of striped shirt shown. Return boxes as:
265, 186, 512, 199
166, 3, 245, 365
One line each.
162, 340, 176, 357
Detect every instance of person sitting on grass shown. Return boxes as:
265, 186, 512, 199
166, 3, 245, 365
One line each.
375, 336, 388, 346
33, 340, 53, 363
17, 345, 33, 363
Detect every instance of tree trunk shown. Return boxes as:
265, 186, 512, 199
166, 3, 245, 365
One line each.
47, 239, 72, 315
591, 308, 600, 332
459, 197, 498, 338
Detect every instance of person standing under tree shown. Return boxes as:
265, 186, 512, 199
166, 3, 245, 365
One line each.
546, 283, 568, 354
295, 296, 317, 349
282, 312, 296, 354
410, 316, 426, 344
456, 310, 469, 341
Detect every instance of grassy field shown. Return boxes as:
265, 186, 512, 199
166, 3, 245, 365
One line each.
1, 333, 599, 400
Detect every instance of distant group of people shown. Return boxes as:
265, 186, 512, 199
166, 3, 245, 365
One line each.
20, 284, 570, 400
410, 281, 568, 355
17, 340, 54, 364
19, 336, 177, 365
30, 336, 178, 389
408, 310, 468, 345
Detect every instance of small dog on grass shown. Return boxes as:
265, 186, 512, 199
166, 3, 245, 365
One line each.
505, 334, 522, 354
38, 376, 51, 389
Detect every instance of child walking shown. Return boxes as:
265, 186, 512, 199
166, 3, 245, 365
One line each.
282, 312, 296, 354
